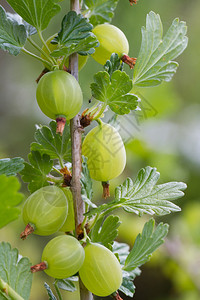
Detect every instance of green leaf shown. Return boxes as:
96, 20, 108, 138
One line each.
112, 242, 141, 297
6, 0, 61, 31
23, 21, 37, 36
104, 53, 124, 77
91, 70, 138, 114
0, 157, 24, 176
81, 156, 96, 208
112, 241, 130, 265
44, 283, 57, 300
0, 5, 26, 55
123, 219, 169, 271
85, 166, 186, 217
119, 270, 136, 297
31, 121, 71, 162
51, 11, 98, 58
20, 151, 53, 193
0, 242, 33, 300
0, 175, 23, 229
83, 0, 119, 26
90, 215, 121, 248
133, 11, 188, 87
115, 166, 186, 216
6, 12, 37, 37
54, 276, 78, 292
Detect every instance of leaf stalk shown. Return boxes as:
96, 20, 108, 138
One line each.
0, 278, 24, 300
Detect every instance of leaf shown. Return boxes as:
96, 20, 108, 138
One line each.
104, 53, 124, 77
6, 12, 37, 36
85, 166, 187, 217
20, 151, 53, 193
123, 219, 169, 271
51, 11, 98, 58
0, 175, 24, 229
0, 242, 33, 300
112, 242, 141, 297
119, 270, 137, 297
44, 282, 57, 300
133, 11, 188, 87
23, 21, 37, 36
112, 241, 130, 266
6, 0, 61, 31
0, 157, 24, 176
31, 121, 71, 162
115, 166, 186, 216
90, 215, 121, 248
81, 156, 96, 208
54, 276, 78, 292
91, 70, 138, 114
83, 0, 119, 26
0, 5, 26, 56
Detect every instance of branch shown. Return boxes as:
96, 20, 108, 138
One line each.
69, 1, 93, 300
69, 0, 84, 234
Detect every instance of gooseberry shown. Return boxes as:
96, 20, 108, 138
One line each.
41, 35, 88, 71
21, 186, 68, 239
31, 235, 85, 279
82, 122, 126, 182
36, 70, 83, 121
92, 23, 129, 65
79, 243, 122, 297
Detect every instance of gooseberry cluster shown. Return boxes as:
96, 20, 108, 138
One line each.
0, 0, 187, 299
21, 186, 123, 296
21, 21, 129, 298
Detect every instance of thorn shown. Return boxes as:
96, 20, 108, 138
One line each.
36, 68, 49, 83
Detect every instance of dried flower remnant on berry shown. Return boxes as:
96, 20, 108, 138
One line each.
20, 223, 35, 240
102, 181, 110, 199
56, 117, 66, 136
60, 167, 72, 187
129, 0, 138, 5
80, 109, 94, 128
121, 55, 137, 69
113, 292, 123, 300
31, 262, 47, 273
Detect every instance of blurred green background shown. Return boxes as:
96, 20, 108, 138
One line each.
0, 0, 200, 299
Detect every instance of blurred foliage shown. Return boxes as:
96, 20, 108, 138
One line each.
0, 0, 200, 299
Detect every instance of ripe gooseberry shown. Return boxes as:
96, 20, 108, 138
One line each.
41, 35, 88, 71
21, 186, 68, 239
31, 235, 85, 279
36, 70, 83, 125
82, 122, 126, 182
79, 243, 122, 297
59, 188, 75, 232
92, 23, 129, 65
